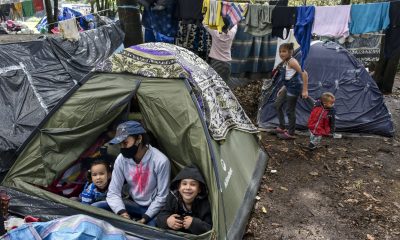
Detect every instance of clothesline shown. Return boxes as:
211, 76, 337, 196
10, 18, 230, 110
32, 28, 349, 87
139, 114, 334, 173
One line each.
117, 5, 140, 10
43, 8, 112, 27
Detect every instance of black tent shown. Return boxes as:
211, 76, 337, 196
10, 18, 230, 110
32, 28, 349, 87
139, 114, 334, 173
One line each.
258, 41, 394, 137
0, 23, 124, 172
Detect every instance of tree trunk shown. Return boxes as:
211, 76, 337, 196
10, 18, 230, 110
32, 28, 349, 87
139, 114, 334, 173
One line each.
101, 0, 105, 11
373, 36, 400, 94
44, 0, 54, 33
90, 1, 95, 13
96, 0, 101, 12
117, 0, 143, 47
53, 0, 59, 26
105, 0, 110, 17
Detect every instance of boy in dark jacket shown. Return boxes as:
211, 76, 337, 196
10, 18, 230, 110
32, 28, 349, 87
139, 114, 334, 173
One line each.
156, 165, 212, 235
307, 92, 336, 150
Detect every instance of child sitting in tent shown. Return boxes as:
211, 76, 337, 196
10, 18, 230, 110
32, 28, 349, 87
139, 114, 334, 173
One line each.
307, 92, 336, 150
156, 165, 212, 235
274, 43, 309, 140
80, 158, 112, 206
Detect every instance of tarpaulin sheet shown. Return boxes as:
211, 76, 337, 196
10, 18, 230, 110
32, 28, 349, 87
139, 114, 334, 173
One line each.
0, 22, 124, 172
0, 186, 186, 240
257, 41, 394, 137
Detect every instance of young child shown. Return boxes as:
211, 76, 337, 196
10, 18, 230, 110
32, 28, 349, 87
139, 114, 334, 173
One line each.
307, 92, 336, 150
204, 23, 238, 87
80, 159, 112, 205
156, 165, 212, 235
274, 43, 309, 140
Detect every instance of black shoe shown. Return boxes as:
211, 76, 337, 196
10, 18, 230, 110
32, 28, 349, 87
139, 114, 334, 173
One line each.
308, 143, 316, 150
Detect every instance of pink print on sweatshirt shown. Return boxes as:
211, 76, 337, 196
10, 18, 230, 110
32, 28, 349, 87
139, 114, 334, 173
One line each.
130, 163, 150, 195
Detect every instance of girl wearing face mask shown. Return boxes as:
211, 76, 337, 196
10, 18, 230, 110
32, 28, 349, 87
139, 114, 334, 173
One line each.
105, 121, 171, 227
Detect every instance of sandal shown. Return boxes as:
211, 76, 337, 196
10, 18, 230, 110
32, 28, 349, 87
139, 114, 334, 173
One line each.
277, 132, 296, 140
274, 127, 287, 134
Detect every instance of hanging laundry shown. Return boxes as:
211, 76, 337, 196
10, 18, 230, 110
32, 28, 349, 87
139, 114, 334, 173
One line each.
244, 3, 274, 37
12, 2, 23, 19
142, 3, 179, 37
175, 0, 204, 26
294, 5, 315, 70
33, 0, 44, 12
350, 2, 390, 35
384, 1, 400, 59
59, 18, 80, 41
144, 28, 175, 43
312, 5, 351, 38
202, 0, 223, 32
271, 6, 297, 39
138, 0, 174, 10
175, 22, 211, 61
221, 1, 248, 32
231, 22, 277, 73
0, 4, 11, 21
144, 28, 157, 42
274, 29, 299, 68
22, 0, 34, 17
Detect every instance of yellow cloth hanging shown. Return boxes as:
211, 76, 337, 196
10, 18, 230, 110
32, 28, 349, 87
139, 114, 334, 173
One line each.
13, 2, 23, 19
203, 0, 224, 32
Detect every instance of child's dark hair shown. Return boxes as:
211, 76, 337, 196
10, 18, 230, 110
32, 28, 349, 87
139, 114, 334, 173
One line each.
279, 42, 294, 51
87, 158, 112, 182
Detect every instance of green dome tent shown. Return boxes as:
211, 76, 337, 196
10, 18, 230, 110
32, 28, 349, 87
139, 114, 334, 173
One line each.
1, 43, 267, 240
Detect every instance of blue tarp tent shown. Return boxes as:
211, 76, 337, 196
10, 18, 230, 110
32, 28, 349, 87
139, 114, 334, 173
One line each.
257, 41, 394, 137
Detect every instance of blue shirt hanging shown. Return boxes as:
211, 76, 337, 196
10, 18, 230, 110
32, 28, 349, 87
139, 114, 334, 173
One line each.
349, 2, 390, 35
142, 3, 178, 38
294, 6, 315, 70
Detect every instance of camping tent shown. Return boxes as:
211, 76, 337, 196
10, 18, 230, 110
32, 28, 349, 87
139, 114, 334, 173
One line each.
0, 22, 124, 172
258, 41, 394, 137
1, 43, 267, 240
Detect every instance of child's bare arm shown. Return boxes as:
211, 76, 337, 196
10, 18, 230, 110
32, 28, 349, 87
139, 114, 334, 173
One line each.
289, 59, 309, 98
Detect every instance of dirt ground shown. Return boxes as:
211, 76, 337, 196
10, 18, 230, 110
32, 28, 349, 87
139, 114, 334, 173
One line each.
233, 75, 400, 240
